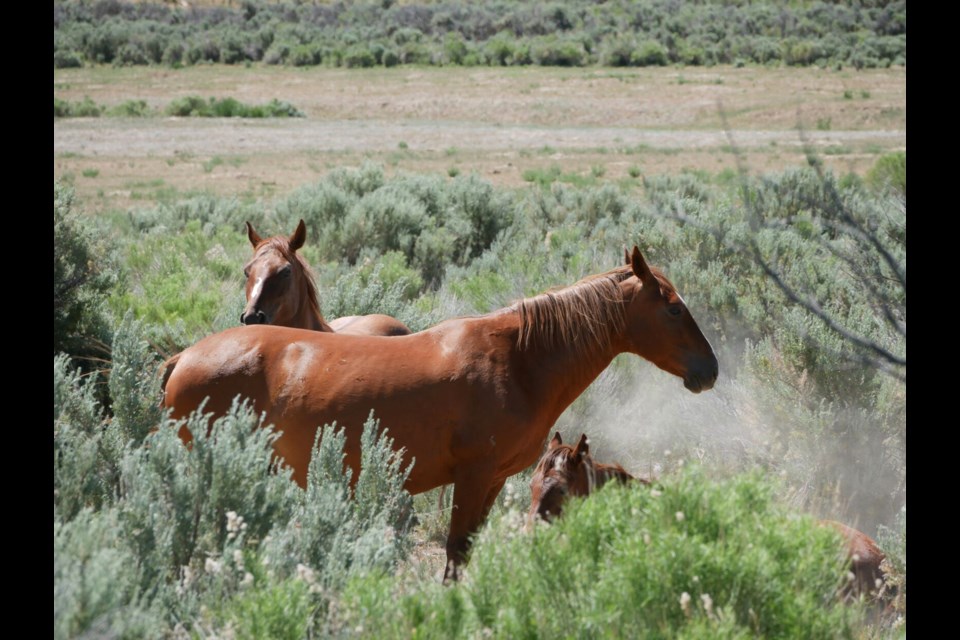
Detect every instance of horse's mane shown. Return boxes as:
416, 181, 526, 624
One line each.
256, 236, 326, 323
515, 266, 631, 354
515, 263, 678, 354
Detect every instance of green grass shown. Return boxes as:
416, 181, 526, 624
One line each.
81, 169, 100, 178
204, 156, 225, 173
823, 145, 853, 155
106, 99, 153, 117
522, 165, 601, 188
621, 144, 654, 155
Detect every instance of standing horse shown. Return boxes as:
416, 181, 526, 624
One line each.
162, 246, 718, 581
527, 433, 888, 600
241, 219, 411, 336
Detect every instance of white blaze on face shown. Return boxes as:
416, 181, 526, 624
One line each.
553, 456, 567, 472
249, 277, 264, 303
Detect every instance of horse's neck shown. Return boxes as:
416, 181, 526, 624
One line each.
293, 278, 334, 332
300, 307, 333, 332
511, 278, 634, 425
513, 323, 622, 427
578, 462, 632, 495
596, 464, 633, 486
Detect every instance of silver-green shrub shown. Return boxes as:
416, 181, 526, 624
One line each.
55, 341, 417, 635
263, 414, 415, 596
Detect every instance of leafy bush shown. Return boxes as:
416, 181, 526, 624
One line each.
866, 151, 906, 197
53, 0, 906, 70
106, 99, 153, 117
343, 44, 377, 68
529, 35, 587, 66
165, 95, 304, 118
337, 468, 866, 638
54, 48, 84, 68
633, 39, 669, 66
54, 334, 418, 636
53, 182, 113, 360
54, 98, 70, 118
55, 508, 162, 639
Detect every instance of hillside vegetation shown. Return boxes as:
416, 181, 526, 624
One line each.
55, 0, 905, 70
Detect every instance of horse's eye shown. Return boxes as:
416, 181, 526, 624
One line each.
243, 268, 250, 278
278, 265, 292, 278
668, 305, 682, 317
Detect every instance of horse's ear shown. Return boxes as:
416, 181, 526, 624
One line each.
246, 221, 262, 247
548, 432, 563, 450
630, 246, 655, 287
289, 219, 307, 252
624, 247, 631, 265
573, 433, 589, 460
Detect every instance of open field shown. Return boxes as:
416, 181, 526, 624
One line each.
54, 65, 905, 211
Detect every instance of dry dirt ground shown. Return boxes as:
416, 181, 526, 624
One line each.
54, 65, 906, 211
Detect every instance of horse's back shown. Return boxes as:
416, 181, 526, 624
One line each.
162, 325, 280, 419
329, 314, 412, 336
821, 520, 886, 597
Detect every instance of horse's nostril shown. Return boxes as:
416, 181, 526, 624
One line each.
242, 311, 264, 325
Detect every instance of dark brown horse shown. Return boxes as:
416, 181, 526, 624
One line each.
528, 434, 887, 600
528, 432, 648, 522
242, 219, 411, 336
162, 246, 718, 581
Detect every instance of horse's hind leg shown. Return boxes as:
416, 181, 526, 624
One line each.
442, 473, 505, 584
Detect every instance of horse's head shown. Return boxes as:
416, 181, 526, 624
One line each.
620, 246, 718, 393
528, 432, 596, 522
241, 219, 317, 328
529, 432, 647, 523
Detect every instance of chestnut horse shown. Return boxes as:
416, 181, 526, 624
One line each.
528, 432, 649, 522
241, 219, 411, 336
527, 434, 887, 600
162, 246, 718, 581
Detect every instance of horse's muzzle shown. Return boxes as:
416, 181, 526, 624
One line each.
684, 358, 719, 393
241, 309, 267, 325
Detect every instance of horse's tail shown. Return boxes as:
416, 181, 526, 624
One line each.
158, 352, 181, 408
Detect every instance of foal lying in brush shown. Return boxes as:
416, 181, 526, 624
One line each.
527, 432, 888, 601
528, 432, 649, 522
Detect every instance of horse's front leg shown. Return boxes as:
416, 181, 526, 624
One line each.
443, 473, 506, 584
